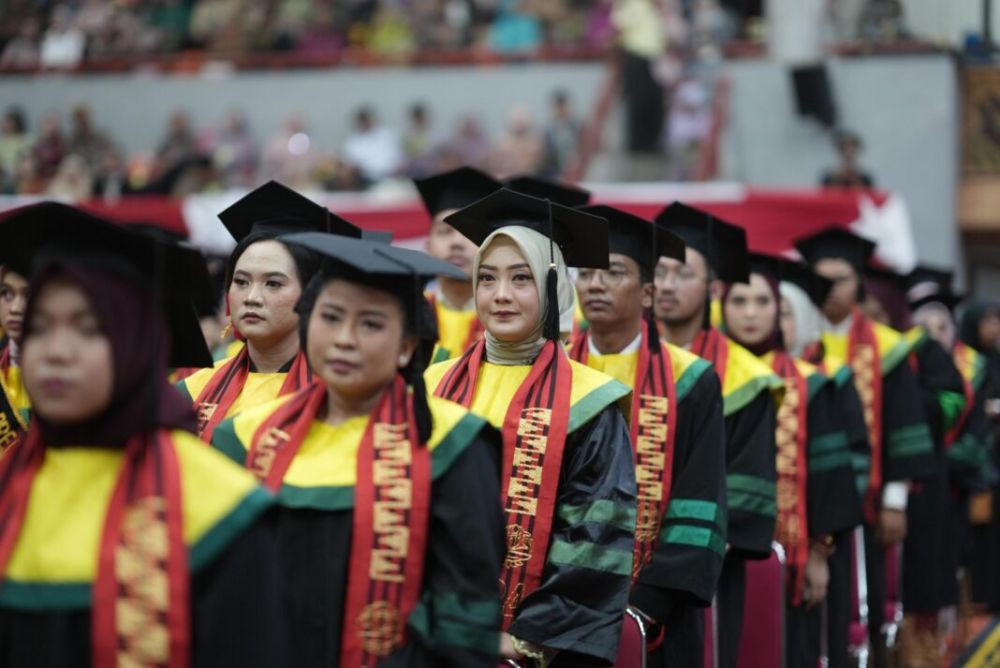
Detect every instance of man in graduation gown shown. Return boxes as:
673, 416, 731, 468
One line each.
568, 205, 728, 667
414, 167, 501, 362
795, 228, 935, 668
654, 202, 782, 668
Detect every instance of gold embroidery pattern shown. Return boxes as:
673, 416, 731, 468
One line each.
633, 394, 669, 578
774, 379, 802, 550
249, 427, 290, 481
505, 525, 534, 569
505, 408, 552, 517
0, 413, 18, 452
356, 601, 402, 657
196, 402, 218, 433
851, 345, 877, 445
115, 497, 170, 665
370, 423, 412, 586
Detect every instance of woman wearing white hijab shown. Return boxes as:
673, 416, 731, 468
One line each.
426, 190, 637, 667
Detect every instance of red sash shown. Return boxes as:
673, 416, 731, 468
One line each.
193, 345, 313, 442
434, 339, 572, 628
692, 327, 730, 390
847, 310, 883, 522
771, 352, 810, 605
0, 428, 190, 667
568, 328, 677, 581
426, 292, 484, 358
246, 377, 431, 667
946, 341, 977, 447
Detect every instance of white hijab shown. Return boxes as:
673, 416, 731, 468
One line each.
473, 226, 576, 365
780, 280, 823, 359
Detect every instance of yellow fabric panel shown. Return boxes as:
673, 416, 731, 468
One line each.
434, 300, 480, 360
3, 365, 29, 412
710, 298, 723, 328
181, 355, 289, 420
721, 339, 784, 404
585, 341, 703, 392
5, 430, 261, 583
424, 358, 624, 431
822, 320, 904, 366
229, 392, 470, 488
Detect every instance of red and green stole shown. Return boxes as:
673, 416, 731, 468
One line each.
0, 344, 26, 451
846, 309, 883, 522
426, 292, 485, 358
245, 377, 431, 667
434, 339, 572, 628
193, 345, 313, 442
0, 428, 190, 666
692, 327, 730, 389
946, 341, 977, 447
568, 327, 677, 581
770, 352, 810, 606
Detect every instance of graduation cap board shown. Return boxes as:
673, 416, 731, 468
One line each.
578, 204, 685, 272
504, 175, 592, 208
0, 201, 213, 368
793, 226, 876, 275
414, 166, 502, 218
653, 201, 750, 283
219, 180, 391, 243
443, 187, 609, 269
748, 252, 833, 309
905, 264, 962, 311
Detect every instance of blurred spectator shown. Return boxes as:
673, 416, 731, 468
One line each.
1, 16, 41, 69
435, 115, 493, 172
204, 110, 259, 188
40, 5, 86, 70
341, 107, 403, 185
14, 154, 47, 195
612, 0, 668, 153
367, 4, 417, 56
46, 154, 94, 199
32, 113, 67, 180
0, 108, 32, 187
403, 103, 437, 177
489, 106, 546, 177
543, 89, 582, 177
189, 0, 266, 52
155, 111, 200, 177
857, 0, 906, 42
666, 79, 712, 180
490, 0, 543, 53
263, 114, 321, 189
67, 105, 118, 180
146, 0, 194, 52
820, 130, 875, 189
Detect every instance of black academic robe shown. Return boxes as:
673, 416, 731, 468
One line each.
903, 333, 966, 614
212, 396, 506, 668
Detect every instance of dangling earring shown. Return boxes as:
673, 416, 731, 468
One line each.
221, 323, 233, 340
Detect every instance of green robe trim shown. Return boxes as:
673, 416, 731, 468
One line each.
675, 358, 713, 404
567, 379, 631, 434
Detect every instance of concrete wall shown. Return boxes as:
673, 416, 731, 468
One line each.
0, 63, 608, 156
723, 53, 960, 269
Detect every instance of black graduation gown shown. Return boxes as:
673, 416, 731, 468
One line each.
787, 378, 865, 668
631, 367, 728, 668
0, 516, 285, 667
903, 334, 966, 614
507, 407, 638, 667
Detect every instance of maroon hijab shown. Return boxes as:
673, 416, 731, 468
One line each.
22, 261, 195, 446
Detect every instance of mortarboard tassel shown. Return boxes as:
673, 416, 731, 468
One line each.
543, 199, 560, 341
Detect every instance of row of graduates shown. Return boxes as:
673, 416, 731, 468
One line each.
0, 168, 991, 667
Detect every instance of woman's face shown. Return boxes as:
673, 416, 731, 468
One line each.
475, 238, 542, 343
21, 278, 113, 425
0, 270, 30, 343
915, 306, 955, 349
723, 273, 777, 348
307, 279, 416, 404
980, 310, 1000, 350
228, 240, 303, 350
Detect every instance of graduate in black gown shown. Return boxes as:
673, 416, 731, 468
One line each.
0, 202, 283, 667
795, 228, 935, 668
723, 254, 863, 668
425, 189, 638, 666
567, 205, 728, 668
211, 234, 505, 667
654, 202, 782, 668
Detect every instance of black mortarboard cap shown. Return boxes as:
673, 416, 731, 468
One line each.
905, 264, 961, 311
414, 166, 502, 218
578, 204, 684, 271
777, 258, 833, 308
0, 202, 213, 368
505, 175, 591, 207
794, 227, 876, 275
219, 180, 388, 242
654, 201, 750, 283
443, 188, 609, 269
